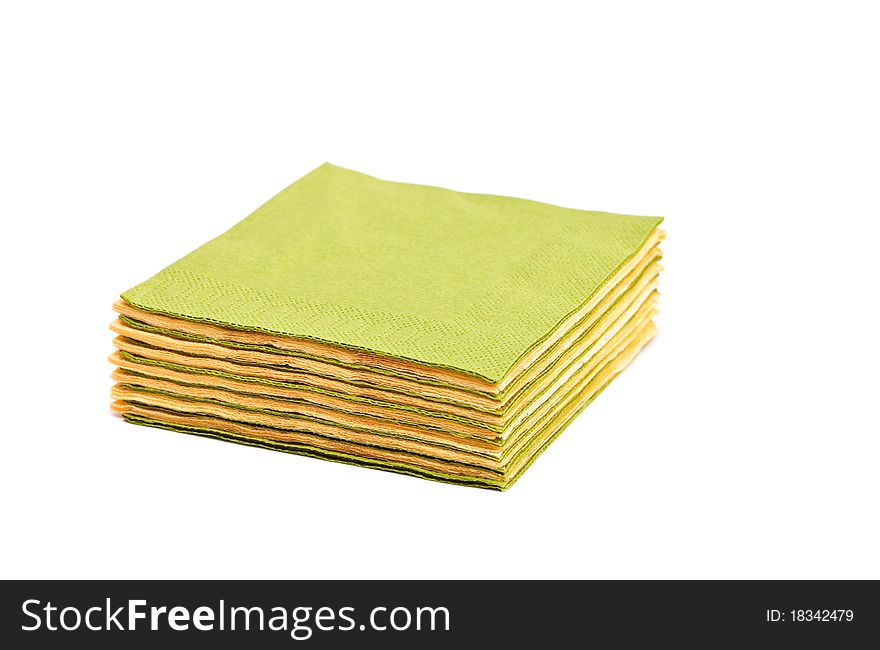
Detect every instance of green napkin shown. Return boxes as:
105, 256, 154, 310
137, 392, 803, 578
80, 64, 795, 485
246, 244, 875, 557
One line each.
122, 163, 662, 383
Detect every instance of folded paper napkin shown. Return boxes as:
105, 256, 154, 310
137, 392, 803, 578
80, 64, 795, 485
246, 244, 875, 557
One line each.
110, 163, 664, 489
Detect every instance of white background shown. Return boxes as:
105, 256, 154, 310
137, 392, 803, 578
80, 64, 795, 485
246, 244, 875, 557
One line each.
1, 1, 878, 579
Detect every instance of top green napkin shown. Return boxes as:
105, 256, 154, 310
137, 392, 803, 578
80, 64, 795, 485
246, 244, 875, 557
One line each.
122, 163, 662, 383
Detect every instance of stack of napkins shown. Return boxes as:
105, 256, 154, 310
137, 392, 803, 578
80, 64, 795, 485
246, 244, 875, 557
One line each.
110, 164, 663, 490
